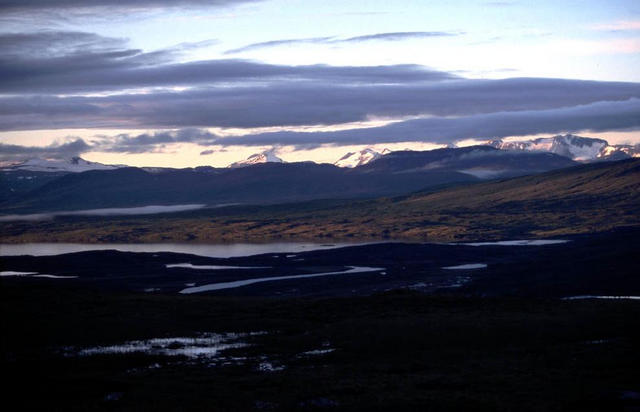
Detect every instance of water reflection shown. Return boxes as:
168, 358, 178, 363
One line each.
0, 242, 366, 258
72, 332, 265, 359
180, 266, 383, 294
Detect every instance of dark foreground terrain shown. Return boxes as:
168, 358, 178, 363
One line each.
3, 285, 640, 411
2, 229, 640, 411
2, 228, 639, 297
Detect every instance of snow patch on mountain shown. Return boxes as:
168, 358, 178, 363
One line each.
4, 157, 124, 173
334, 148, 391, 168
487, 134, 637, 162
600, 144, 640, 159
229, 149, 284, 168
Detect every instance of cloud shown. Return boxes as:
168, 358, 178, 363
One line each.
225, 37, 334, 54
341, 31, 461, 42
0, 30, 456, 93
1, 29, 639, 155
0, 138, 91, 162
1, 77, 639, 131
0, 31, 188, 96
3, 98, 639, 158
99, 129, 219, 153
0, 31, 128, 56
0, 128, 221, 162
0, 0, 261, 13
225, 31, 461, 54
215, 98, 640, 147
0, 30, 214, 63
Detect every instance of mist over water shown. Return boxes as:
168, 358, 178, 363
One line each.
0, 204, 207, 222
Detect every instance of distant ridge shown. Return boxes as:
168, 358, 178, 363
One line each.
229, 149, 284, 168
2, 158, 638, 243
487, 134, 640, 161
3, 156, 123, 173
334, 148, 391, 168
0, 146, 579, 214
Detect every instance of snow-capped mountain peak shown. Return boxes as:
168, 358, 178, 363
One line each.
4, 157, 123, 173
229, 149, 284, 168
334, 148, 391, 168
487, 134, 637, 162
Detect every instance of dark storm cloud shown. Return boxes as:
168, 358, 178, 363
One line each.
0, 138, 91, 162
1, 78, 639, 131
225, 31, 461, 54
216, 99, 640, 146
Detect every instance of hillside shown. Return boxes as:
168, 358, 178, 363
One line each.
1, 159, 638, 243
488, 134, 640, 162
0, 147, 576, 214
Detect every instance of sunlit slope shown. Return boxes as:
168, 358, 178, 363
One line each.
400, 157, 640, 210
376, 158, 640, 239
1, 159, 638, 243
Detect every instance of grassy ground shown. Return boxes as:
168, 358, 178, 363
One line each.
3, 283, 640, 411
1, 159, 638, 244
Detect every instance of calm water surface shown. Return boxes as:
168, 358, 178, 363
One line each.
0, 242, 367, 258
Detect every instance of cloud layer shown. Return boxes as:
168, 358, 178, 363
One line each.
2, 77, 639, 131
4, 97, 639, 161
221, 98, 640, 147
225, 31, 461, 54
0, 139, 91, 162
0, 0, 259, 12
1, 27, 640, 162
0, 31, 460, 95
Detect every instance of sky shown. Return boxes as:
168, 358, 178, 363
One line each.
0, 0, 639, 167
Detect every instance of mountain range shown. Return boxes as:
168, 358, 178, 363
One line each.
2, 158, 638, 243
487, 134, 640, 161
1, 146, 576, 214
4, 156, 123, 173
4, 134, 635, 176
334, 148, 391, 168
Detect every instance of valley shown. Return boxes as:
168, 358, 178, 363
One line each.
2, 158, 637, 243
3, 3, 640, 410
2, 146, 639, 412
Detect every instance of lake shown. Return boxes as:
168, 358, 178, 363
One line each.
0, 241, 368, 258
